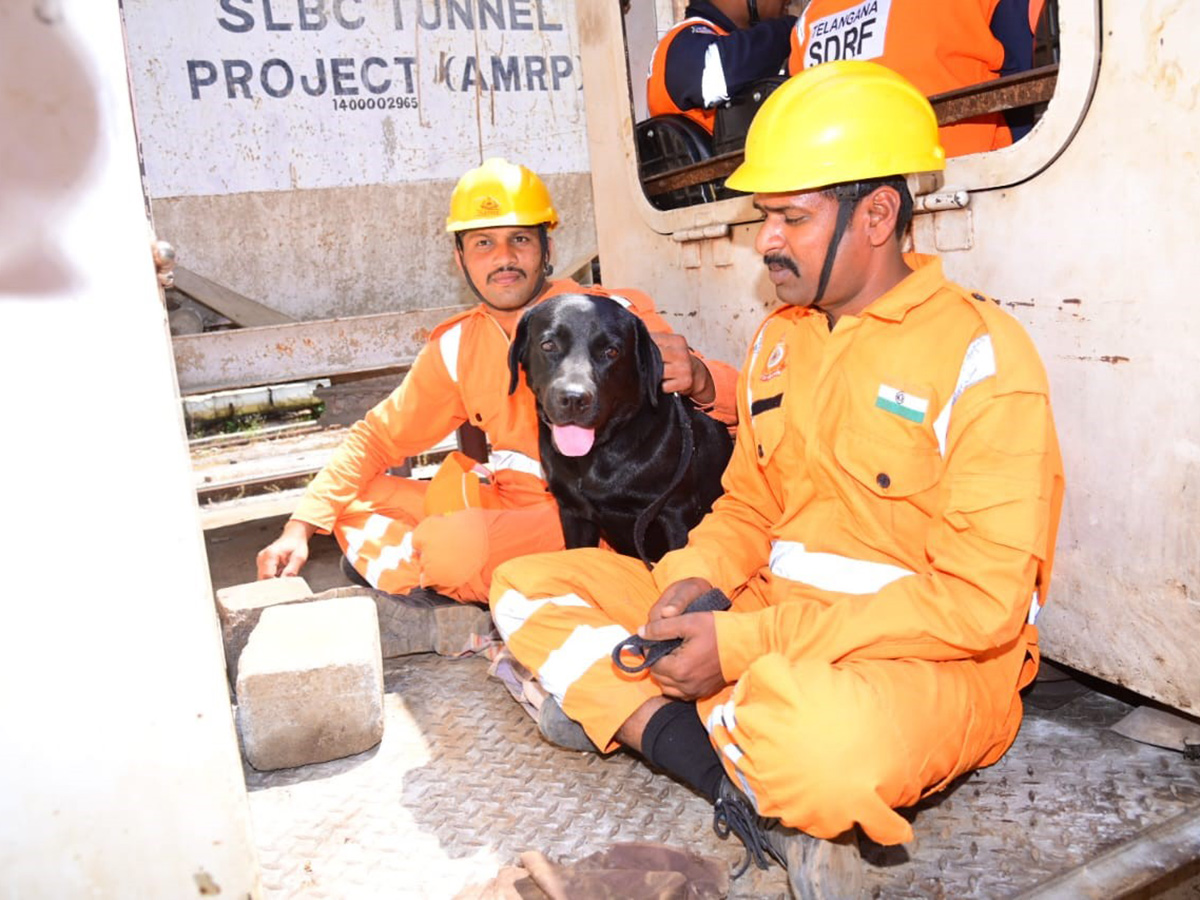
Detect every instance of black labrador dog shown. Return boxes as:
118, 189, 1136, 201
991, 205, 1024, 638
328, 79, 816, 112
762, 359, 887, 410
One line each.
508, 293, 733, 563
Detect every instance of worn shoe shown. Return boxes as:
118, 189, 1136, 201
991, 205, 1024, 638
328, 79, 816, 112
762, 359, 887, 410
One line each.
537, 695, 601, 753
333, 558, 494, 658
713, 775, 865, 899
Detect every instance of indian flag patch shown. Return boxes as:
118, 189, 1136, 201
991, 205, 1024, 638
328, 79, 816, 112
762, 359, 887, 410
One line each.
875, 384, 928, 423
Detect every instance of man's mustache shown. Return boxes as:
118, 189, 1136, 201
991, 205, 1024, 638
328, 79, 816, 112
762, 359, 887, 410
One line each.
763, 253, 799, 277
488, 265, 527, 282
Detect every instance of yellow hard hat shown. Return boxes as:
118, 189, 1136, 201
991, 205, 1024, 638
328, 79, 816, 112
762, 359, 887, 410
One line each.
446, 157, 559, 233
726, 60, 945, 194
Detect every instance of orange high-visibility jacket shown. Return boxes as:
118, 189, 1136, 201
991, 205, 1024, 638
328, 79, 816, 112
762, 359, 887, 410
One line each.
655, 256, 1064, 688
788, 0, 1041, 156
292, 278, 739, 533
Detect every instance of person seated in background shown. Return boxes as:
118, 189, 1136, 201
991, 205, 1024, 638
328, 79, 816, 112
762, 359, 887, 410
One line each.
256, 158, 738, 610
647, 0, 798, 135
789, 0, 1046, 155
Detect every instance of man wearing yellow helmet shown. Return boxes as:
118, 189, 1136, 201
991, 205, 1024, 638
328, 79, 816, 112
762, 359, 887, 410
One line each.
489, 63, 1063, 895
256, 158, 737, 623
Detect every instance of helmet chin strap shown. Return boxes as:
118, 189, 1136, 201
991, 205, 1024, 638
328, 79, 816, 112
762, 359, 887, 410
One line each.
811, 193, 858, 308
813, 179, 907, 313
456, 224, 553, 311
747, 0, 759, 25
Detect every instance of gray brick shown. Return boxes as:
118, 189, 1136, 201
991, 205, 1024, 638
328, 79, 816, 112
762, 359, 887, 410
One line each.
215, 576, 313, 685
235, 596, 383, 771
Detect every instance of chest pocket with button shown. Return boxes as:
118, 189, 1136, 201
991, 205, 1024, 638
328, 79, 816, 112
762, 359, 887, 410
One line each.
834, 427, 941, 502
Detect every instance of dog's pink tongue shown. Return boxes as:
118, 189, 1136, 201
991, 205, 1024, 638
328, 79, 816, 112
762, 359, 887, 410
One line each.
552, 424, 595, 457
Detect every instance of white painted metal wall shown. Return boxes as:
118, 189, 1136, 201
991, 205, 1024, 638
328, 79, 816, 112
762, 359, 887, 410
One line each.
0, 3, 260, 895
579, 0, 1199, 713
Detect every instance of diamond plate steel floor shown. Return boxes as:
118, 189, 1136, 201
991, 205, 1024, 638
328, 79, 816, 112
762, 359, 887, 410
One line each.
242, 654, 1200, 899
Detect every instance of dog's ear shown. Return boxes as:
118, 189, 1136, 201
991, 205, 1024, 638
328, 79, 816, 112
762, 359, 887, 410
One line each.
508, 309, 532, 395
633, 315, 665, 408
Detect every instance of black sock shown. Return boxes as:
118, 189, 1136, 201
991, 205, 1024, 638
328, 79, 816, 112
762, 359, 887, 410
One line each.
641, 700, 726, 801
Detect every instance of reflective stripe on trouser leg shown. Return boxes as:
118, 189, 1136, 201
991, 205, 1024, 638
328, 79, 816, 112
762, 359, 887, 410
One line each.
696, 650, 1026, 846
334, 473, 563, 602
490, 548, 664, 750
334, 473, 427, 594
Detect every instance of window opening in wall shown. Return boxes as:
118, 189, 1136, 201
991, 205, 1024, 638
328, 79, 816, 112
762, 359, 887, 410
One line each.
632, 0, 1063, 212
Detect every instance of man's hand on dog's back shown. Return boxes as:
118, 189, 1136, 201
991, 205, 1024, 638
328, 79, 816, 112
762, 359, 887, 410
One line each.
256, 519, 316, 579
652, 332, 715, 405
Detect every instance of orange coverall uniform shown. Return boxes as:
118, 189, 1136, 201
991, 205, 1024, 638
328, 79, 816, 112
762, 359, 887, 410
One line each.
491, 256, 1064, 844
290, 278, 738, 603
788, 0, 1044, 157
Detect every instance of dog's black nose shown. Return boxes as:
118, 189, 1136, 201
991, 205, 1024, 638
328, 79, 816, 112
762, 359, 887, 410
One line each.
552, 388, 594, 416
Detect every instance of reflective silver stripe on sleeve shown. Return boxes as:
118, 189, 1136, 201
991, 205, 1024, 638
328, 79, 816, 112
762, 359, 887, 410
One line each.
769, 540, 915, 594
489, 449, 544, 480
701, 42, 730, 107
932, 334, 996, 457
438, 322, 464, 384
607, 294, 633, 309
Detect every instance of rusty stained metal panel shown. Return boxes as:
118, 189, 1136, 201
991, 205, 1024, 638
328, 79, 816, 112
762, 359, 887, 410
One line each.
641, 151, 742, 198
930, 64, 1060, 125
172, 306, 464, 395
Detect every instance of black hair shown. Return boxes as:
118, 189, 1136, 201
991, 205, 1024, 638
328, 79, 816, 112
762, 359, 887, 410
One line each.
821, 176, 914, 239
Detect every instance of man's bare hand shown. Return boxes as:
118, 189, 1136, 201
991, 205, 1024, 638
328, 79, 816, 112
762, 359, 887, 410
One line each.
642, 610, 725, 700
651, 332, 715, 404
256, 519, 317, 579
648, 577, 713, 621
636, 577, 725, 699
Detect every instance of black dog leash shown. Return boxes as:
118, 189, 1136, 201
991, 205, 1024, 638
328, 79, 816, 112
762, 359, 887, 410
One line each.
632, 393, 695, 566
611, 587, 732, 673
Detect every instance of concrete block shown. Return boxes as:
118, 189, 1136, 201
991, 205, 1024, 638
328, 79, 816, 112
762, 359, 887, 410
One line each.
235, 596, 383, 771
215, 576, 312, 684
